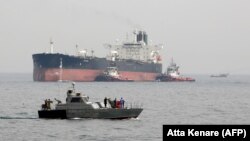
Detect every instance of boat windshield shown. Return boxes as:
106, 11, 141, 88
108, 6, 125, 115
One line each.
70, 97, 83, 103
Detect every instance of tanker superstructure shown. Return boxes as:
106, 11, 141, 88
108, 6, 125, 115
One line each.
32, 30, 162, 81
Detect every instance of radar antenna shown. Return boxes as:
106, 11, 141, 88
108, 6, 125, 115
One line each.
72, 82, 75, 93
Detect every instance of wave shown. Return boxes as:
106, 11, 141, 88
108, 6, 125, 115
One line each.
0, 116, 38, 119
232, 81, 250, 84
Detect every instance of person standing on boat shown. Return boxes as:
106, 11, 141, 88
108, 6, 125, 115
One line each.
47, 99, 53, 110
43, 99, 48, 109
104, 97, 108, 108
113, 98, 117, 108
120, 97, 125, 108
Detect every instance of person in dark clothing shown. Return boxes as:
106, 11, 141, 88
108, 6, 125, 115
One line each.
113, 98, 117, 108
42, 99, 48, 109
104, 97, 108, 108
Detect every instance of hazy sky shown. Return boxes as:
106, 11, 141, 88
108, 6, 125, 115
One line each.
0, 0, 249, 74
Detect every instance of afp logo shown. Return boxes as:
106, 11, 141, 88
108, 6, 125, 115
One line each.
222, 129, 246, 138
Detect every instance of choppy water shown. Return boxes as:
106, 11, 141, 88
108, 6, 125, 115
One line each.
0, 74, 250, 140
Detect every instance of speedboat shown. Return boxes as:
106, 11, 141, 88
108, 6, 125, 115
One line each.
38, 83, 142, 119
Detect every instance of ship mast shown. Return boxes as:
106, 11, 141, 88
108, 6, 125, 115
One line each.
75, 44, 79, 56
59, 58, 63, 81
50, 39, 54, 53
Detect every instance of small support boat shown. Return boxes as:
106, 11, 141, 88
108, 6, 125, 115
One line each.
95, 67, 133, 82
156, 59, 195, 82
210, 73, 229, 78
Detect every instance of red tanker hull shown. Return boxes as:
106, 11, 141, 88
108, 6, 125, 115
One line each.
33, 68, 159, 82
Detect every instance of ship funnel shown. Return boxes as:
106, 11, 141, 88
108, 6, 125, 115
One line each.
135, 30, 148, 45
133, 30, 138, 43
136, 31, 143, 43
143, 31, 148, 45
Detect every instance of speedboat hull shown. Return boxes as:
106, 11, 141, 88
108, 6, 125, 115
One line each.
38, 108, 143, 119
38, 110, 67, 119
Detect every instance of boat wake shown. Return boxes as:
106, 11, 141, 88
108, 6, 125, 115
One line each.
129, 117, 140, 120
69, 117, 82, 120
0, 116, 38, 120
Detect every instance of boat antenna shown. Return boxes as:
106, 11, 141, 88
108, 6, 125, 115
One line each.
75, 44, 79, 55
91, 49, 94, 57
59, 58, 63, 81
72, 82, 75, 92
50, 38, 54, 53
171, 57, 174, 65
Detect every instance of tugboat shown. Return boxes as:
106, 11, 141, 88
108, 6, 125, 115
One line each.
95, 67, 133, 82
38, 83, 142, 119
156, 59, 195, 82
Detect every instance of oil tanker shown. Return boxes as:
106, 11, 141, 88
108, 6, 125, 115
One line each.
32, 30, 163, 81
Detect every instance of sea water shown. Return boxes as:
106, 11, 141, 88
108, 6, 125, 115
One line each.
0, 74, 250, 141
